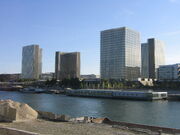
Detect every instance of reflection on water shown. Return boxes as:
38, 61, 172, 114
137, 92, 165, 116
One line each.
0, 91, 180, 129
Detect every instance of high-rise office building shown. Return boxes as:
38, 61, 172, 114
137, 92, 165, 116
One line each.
21, 45, 42, 79
100, 27, 141, 80
55, 52, 80, 80
141, 38, 165, 79
141, 43, 149, 78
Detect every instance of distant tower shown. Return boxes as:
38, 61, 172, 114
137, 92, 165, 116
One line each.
100, 27, 141, 80
55, 52, 80, 80
141, 43, 149, 78
21, 45, 42, 79
141, 38, 165, 79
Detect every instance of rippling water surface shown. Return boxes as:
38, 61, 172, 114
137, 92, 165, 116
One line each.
0, 91, 180, 129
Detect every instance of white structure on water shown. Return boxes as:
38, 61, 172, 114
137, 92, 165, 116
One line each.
66, 89, 168, 100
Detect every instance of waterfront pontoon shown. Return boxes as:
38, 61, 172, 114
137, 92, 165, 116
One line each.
66, 89, 167, 100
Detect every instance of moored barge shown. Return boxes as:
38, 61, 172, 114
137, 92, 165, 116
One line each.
66, 89, 168, 100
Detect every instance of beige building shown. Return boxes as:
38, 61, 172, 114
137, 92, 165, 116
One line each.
55, 52, 80, 80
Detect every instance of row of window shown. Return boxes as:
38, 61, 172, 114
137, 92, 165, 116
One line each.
69, 90, 154, 98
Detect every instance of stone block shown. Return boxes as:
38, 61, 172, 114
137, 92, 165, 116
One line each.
0, 100, 38, 122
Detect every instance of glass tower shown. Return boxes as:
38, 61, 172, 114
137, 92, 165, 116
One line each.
21, 45, 42, 79
141, 38, 165, 79
141, 43, 149, 78
100, 27, 141, 80
55, 52, 80, 80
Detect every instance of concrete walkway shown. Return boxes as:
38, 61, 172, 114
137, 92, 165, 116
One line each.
0, 119, 152, 135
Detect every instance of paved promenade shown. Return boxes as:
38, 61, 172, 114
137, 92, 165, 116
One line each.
0, 119, 157, 135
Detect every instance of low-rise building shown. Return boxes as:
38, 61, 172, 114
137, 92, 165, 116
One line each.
0, 74, 21, 82
81, 74, 100, 80
158, 64, 180, 80
41, 72, 54, 80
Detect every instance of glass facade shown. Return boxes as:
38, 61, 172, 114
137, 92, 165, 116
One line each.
158, 64, 180, 80
55, 52, 80, 80
141, 38, 165, 79
154, 39, 165, 78
100, 27, 140, 80
21, 45, 42, 79
141, 43, 149, 78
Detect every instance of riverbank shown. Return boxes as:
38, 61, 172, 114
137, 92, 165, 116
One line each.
0, 99, 180, 134
0, 120, 146, 135
0, 119, 177, 135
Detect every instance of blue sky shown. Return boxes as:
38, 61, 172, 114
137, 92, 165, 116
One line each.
0, 0, 180, 74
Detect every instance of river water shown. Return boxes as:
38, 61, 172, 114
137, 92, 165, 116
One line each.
0, 91, 180, 129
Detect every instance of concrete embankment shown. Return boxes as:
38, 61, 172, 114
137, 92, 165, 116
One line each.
168, 94, 180, 101
0, 100, 180, 135
0, 87, 21, 91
